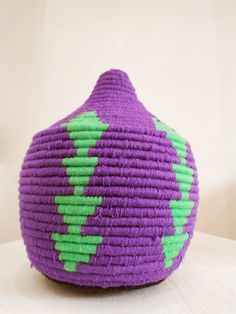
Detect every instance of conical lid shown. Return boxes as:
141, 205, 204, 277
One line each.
53, 69, 155, 130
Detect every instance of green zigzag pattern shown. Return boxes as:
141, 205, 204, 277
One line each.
153, 118, 194, 268
52, 111, 108, 272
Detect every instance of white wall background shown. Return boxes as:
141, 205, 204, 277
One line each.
1, 0, 235, 243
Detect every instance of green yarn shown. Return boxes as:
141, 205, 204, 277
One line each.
68, 225, 81, 234
57, 204, 96, 216
170, 200, 194, 209
162, 233, 189, 245
66, 167, 95, 176
69, 131, 104, 140
63, 215, 87, 225
55, 242, 98, 254
65, 123, 108, 132
69, 176, 90, 186
55, 195, 102, 206
52, 112, 108, 272
52, 233, 103, 244
62, 157, 98, 167
59, 252, 90, 263
153, 118, 194, 268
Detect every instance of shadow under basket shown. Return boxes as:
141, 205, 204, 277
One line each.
45, 275, 165, 293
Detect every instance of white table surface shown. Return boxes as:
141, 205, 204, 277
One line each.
0, 232, 236, 314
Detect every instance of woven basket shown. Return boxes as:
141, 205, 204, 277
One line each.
19, 69, 199, 289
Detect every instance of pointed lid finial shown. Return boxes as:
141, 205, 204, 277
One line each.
88, 69, 137, 101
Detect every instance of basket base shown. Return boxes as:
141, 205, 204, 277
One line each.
44, 275, 165, 292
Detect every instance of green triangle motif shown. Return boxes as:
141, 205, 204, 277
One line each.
52, 112, 108, 272
153, 118, 194, 268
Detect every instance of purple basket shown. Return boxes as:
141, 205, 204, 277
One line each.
19, 69, 199, 289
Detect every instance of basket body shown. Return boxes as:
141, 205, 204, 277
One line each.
19, 70, 199, 288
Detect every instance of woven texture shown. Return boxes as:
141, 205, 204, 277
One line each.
19, 69, 199, 288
